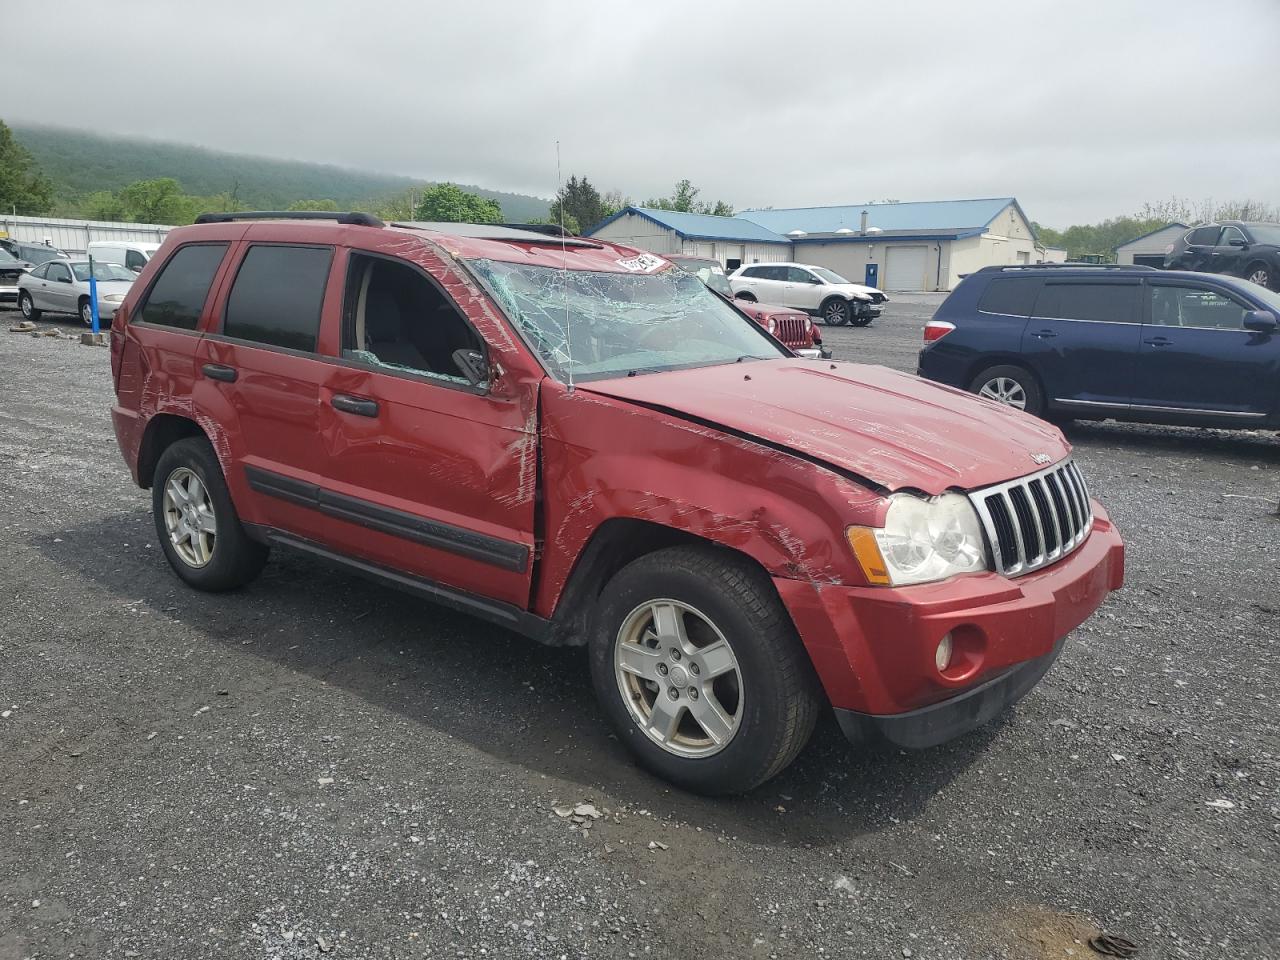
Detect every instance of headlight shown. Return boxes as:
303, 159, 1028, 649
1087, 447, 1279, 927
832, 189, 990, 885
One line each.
846, 493, 989, 586
102, 294, 125, 302
767, 317, 778, 335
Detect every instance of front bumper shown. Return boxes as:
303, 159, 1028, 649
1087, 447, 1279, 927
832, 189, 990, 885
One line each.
793, 347, 823, 359
774, 503, 1124, 743
834, 636, 1065, 748
854, 301, 883, 318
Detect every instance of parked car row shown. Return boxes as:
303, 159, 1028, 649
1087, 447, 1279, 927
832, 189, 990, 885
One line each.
667, 254, 830, 358
107, 211, 1123, 794
0, 239, 160, 324
919, 263, 1280, 431
729, 262, 889, 326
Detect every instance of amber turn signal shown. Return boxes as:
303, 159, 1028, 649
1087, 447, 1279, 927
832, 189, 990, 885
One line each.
845, 527, 891, 586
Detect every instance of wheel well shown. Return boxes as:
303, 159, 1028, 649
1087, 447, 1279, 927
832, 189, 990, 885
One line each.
736, 292, 757, 302
1245, 259, 1270, 276
820, 295, 849, 310
136, 415, 207, 489
546, 518, 769, 646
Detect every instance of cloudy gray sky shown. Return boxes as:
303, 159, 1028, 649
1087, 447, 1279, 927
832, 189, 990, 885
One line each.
8, 0, 1279, 226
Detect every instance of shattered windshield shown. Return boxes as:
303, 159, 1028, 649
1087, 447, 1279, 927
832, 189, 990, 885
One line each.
673, 259, 734, 297
466, 259, 784, 381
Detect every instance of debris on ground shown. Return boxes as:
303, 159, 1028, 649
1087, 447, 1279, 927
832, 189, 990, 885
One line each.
648, 840, 669, 851
1089, 932, 1140, 957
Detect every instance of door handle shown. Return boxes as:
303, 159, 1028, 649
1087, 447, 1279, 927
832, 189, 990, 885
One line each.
1030, 330, 1057, 339
331, 394, 379, 417
1143, 337, 1172, 346
201, 363, 238, 382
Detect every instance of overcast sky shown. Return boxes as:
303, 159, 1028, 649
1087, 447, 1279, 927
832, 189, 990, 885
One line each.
8, 1, 1279, 226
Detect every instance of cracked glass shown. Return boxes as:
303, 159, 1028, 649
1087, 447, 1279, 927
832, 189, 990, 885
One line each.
466, 259, 784, 382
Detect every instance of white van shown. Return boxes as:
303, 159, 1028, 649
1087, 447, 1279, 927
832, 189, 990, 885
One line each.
86, 240, 162, 274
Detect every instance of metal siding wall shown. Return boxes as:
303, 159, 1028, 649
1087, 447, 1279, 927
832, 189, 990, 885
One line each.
589, 213, 680, 254
0, 214, 172, 257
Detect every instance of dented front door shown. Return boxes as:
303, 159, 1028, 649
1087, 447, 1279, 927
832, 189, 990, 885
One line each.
309, 239, 542, 608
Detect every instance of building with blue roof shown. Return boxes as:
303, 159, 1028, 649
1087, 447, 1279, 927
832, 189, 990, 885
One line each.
588, 198, 1049, 291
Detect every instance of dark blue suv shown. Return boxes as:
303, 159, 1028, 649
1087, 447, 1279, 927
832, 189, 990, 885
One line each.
917, 264, 1280, 429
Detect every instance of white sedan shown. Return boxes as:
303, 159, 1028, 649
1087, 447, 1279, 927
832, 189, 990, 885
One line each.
17, 259, 137, 326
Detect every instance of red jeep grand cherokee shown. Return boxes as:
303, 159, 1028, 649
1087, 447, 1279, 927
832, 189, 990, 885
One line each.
109, 213, 1124, 794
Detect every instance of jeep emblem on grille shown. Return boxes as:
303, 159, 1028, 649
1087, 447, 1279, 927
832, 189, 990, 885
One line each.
1030, 452, 1052, 465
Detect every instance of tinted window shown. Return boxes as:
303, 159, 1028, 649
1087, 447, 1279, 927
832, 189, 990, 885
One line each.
1149, 285, 1250, 330
21, 245, 65, 265
1034, 283, 1140, 324
223, 245, 332, 351
978, 278, 1040, 316
139, 243, 227, 330
1188, 226, 1221, 246
125, 249, 148, 270
46, 262, 71, 282
760, 266, 788, 281
741, 266, 767, 279
343, 254, 482, 384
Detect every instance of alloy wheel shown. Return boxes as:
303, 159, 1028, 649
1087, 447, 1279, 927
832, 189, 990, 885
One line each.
80, 301, 93, 326
978, 376, 1027, 410
824, 301, 850, 325
162, 467, 218, 567
614, 599, 743, 758
1248, 267, 1270, 287
20, 295, 32, 319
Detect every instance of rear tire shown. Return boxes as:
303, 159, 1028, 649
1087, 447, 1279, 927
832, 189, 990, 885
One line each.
588, 545, 821, 795
970, 363, 1045, 418
19, 292, 40, 321
152, 437, 268, 591
1245, 262, 1275, 291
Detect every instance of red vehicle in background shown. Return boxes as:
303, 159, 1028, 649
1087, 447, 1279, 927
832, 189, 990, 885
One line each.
668, 254, 830, 359
109, 213, 1123, 794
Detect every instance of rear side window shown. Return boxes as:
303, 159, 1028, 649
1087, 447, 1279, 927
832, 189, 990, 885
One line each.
741, 266, 766, 279
978, 278, 1040, 316
1034, 283, 1140, 324
223, 245, 333, 352
1188, 226, 1221, 246
139, 243, 228, 330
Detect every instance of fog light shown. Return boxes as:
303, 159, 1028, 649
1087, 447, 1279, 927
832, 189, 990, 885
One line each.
935, 633, 954, 672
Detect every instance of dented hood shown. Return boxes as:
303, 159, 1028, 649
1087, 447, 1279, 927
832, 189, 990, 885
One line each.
581, 360, 1070, 495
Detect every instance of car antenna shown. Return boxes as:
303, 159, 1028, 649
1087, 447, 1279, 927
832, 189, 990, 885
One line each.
556, 139, 574, 394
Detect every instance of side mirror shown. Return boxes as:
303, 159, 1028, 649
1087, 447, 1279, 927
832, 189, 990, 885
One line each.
1229, 238, 1248, 248
1243, 310, 1278, 333
451, 348, 489, 386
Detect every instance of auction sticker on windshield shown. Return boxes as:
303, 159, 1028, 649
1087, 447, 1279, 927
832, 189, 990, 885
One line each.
615, 253, 666, 273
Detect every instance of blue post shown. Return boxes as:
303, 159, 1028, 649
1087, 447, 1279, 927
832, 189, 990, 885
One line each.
88, 254, 101, 335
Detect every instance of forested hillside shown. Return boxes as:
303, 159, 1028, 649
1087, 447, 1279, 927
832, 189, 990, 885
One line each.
14, 125, 551, 221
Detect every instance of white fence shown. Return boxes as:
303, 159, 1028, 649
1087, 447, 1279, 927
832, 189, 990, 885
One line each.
0, 214, 173, 257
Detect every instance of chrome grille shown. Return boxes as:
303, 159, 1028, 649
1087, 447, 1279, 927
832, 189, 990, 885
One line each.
969, 458, 1092, 577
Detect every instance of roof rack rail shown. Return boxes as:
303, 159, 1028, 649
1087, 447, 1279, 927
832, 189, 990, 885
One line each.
194, 210, 385, 227
978, 262, 1156, 273
499, 222, 574, 237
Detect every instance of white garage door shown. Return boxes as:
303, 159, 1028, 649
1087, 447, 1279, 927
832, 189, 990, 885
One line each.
884, 245, 929, 291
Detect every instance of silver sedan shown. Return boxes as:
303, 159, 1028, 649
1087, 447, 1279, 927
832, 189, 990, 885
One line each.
17, 259, 137, 326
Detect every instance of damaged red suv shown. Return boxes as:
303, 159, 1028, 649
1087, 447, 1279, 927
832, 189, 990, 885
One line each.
110, 213, 1124, 794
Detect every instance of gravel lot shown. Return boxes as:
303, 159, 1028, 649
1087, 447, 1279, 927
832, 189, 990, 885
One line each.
2, 300, 1277, 960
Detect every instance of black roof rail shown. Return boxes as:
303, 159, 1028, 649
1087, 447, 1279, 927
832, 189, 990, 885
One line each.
194, 210, 385, 227
976, 262, 1157, 273
499, 222, 573, 237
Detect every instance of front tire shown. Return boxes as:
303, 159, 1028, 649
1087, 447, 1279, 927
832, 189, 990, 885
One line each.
152, 437, 268, 591
79, 298, 94, 327
19, 292, 40, 321
589, 545, 820, 794
970, 363, 1045, 418
821, 298, 851, 325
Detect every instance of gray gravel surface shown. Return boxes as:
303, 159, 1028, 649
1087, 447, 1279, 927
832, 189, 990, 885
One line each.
1, 306, 1277, 960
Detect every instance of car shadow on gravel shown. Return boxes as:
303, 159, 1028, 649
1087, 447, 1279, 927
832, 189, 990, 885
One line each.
36, 510, 995, 848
